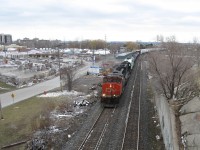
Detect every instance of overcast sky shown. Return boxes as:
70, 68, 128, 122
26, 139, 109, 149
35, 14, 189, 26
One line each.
1, 0, 200, 42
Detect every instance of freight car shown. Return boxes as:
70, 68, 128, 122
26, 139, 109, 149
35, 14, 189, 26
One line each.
123, 50, 140, 69
124, 56, 135, 69
100, 61, 132, 107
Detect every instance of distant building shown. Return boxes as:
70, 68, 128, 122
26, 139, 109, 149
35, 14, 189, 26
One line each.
0, 44, 26, 51
119, 46, 126, 52
15, 38, 58, 49
0, 34, 12, 45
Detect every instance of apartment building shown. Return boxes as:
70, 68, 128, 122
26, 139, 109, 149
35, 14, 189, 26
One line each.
0, 34, 12, 44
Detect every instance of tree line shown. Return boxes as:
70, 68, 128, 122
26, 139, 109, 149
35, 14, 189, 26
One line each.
14, 38, 154, 52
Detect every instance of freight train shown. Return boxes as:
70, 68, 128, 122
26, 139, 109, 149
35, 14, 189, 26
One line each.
100, 51, 140, 107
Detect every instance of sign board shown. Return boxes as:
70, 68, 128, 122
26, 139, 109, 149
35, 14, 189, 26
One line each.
88, 66, 101, 74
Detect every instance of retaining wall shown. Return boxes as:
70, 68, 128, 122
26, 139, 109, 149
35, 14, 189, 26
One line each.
154, 94, 179, 150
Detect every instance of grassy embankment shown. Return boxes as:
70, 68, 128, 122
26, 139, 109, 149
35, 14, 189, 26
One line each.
0, 96, 57, 149
0, 81, 16, 94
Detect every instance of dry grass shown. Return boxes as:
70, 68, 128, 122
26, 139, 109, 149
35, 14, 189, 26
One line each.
0, 96, 57, 148
0, 81, 16, 94
0, 75, 102, 149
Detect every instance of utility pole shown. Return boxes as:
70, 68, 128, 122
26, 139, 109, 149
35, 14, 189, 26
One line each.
92, 47, 95, 66
80, 39, 82, 50
57, 47, 62, 92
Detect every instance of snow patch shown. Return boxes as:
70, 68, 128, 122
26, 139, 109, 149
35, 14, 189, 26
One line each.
38, 90, 84, 97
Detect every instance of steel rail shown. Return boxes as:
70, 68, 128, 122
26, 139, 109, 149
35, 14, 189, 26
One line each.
78, 107, 115, 150
136, 62, 142, 150
94, 108, 116, 150
78, 107, 104, 150
120, 60, 140, 150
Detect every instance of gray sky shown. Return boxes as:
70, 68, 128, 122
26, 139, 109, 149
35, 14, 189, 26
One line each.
1, 0, 200, 42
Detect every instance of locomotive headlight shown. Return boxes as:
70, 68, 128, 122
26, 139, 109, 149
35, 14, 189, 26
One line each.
113, 94, 116, 97
102, 94, 106, 97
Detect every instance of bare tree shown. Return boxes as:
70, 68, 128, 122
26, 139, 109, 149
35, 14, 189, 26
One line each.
193, 37, 200, 67
149, 37, 195, 100
60, 66, 76, 91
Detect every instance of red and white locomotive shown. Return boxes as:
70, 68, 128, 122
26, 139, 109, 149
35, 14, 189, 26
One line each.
100, 51, 140, 107
100, 61, 132, 107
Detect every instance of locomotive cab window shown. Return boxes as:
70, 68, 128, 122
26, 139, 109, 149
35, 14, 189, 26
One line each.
103, 77, 122, 83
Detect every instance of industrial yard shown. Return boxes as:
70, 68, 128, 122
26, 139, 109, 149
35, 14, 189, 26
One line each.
0, 49, 93, 88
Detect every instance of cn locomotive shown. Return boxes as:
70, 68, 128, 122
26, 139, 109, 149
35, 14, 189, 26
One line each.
100, 51, 140, 107
100, 61, 131, 107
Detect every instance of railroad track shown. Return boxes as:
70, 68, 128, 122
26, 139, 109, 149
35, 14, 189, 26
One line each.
121, 58, 144, 150
78, 107, 116, 150
64, 56, 149, 150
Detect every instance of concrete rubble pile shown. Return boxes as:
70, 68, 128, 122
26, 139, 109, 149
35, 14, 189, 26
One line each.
0, 56, 82, 88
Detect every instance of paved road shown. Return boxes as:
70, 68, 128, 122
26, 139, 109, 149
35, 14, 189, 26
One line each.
0, 77, 60, 108
0, 63, 91, 108
0, 54, 117, 108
